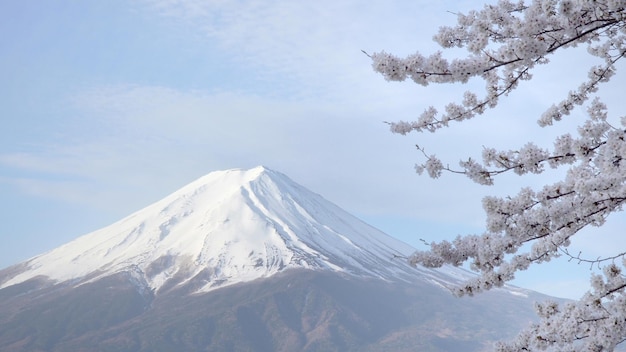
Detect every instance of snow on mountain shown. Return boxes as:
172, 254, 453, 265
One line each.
1, 166, 486, 294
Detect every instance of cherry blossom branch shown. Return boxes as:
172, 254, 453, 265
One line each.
559, 247, 626, 270
371, 0, 626, 349
372, 3, 626, 134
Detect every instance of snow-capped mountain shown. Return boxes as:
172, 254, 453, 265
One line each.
1, 166, 483, 295
0, 166, 554, 352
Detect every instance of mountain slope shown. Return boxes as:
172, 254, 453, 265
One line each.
0, 269, 547, 352
0, 166, 478, 294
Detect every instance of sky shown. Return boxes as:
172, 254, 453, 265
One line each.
1, 0, 625, 300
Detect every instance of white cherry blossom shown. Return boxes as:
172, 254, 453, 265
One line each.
372, 0, 626, 350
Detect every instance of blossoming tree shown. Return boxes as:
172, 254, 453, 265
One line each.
370, 0, 626, 350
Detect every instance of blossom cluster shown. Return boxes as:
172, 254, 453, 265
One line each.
373, 0, 626, 350
495, 262, 626, 351
371, 0, 626, 133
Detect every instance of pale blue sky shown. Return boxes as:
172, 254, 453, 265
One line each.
1, 0, 624, 299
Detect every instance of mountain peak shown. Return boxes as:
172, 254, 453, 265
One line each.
1, 167, 475, 295
175, 165, 273, 190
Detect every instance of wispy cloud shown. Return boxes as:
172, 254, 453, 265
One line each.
138, 0, 468, 102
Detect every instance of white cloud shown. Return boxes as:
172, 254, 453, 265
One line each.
138, 0, 478, 102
